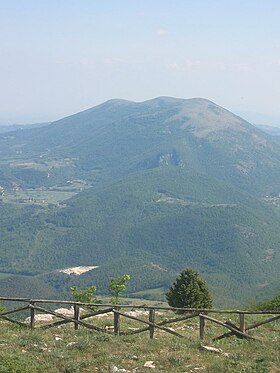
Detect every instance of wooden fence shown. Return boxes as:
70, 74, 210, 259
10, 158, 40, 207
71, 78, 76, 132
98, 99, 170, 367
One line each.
0, 297, 280, 341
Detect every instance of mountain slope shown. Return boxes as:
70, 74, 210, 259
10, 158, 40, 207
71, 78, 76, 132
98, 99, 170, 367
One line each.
1, 97, 280, 194
0, 97, 280, 306
255, 124, 280, 136
0, 167, 280, 305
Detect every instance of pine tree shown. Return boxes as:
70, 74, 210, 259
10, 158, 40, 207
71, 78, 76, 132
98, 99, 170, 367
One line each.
166, 268, 212, 309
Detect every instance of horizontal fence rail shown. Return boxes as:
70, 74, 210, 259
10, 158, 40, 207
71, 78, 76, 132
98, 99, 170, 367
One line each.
0, 297, 279, 341
1, 296, 280, 314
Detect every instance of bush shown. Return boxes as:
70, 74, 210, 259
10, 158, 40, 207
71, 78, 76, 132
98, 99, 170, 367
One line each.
166, 268, 212, 309
70, 286, 100, 311
253, 293, 280, 311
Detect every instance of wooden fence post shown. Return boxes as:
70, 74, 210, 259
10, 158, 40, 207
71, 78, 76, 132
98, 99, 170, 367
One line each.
74, 304, 80, 330
30, 302, 35, 330
114, 311, 120, 336
199, 314, 205, 340
239, 313, 245, 333
149, 309, 155, 339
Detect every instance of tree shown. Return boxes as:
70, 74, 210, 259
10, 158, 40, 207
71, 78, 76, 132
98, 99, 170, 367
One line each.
70, 285, 100, 311
109, 274, 130, 305
166, 268, 212, 309
252, 293, 280, 311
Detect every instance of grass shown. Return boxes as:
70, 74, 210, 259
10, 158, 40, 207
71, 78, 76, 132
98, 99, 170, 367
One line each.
0, 310, 279, 372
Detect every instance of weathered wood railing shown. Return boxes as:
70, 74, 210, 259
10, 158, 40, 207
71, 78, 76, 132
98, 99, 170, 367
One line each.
0, 296, 280, 341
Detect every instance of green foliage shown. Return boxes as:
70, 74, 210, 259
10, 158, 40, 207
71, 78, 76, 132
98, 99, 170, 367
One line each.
36, 257, 176, 300
0, 275, 57, 300
2, 97, 280, 306
166, 268, 213, 309
109, 274, 131, 305
1, 166, 280, 306
252, 293, 280, 311
70, 285, 100, 310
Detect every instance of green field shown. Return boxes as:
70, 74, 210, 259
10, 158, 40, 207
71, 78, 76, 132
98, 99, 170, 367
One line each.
8, 158, 76, 171
2, 180, 90, 206
3, 190, 76, 206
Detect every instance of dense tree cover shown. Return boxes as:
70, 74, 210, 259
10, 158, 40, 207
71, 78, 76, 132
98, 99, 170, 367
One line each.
0, 275, 58, 300
0, 167, 280, 306
1, 98, 280, 306
166, 268, 212, 309
37, 258, 176, 298
252, 293, 280, 311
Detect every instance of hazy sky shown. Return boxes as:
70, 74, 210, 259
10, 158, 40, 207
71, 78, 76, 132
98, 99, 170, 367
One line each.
1, 0, 280, 125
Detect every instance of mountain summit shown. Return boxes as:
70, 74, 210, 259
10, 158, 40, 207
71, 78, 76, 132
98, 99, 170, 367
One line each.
0, 97, 280, 306
1, 96, 279, 194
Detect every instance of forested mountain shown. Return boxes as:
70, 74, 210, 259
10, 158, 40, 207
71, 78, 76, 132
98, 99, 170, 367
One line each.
2, 97, 280, 194
0, 97, 280, 306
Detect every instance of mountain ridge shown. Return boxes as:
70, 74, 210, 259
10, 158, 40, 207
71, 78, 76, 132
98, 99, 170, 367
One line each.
0, 97, 280, 306
2, 96, 280, 194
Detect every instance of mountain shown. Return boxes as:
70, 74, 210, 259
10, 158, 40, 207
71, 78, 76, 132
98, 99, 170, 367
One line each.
0, 122, 50, 134
1, 97, 280, 194
255, 124, 280, 137
0, 97, 280, 306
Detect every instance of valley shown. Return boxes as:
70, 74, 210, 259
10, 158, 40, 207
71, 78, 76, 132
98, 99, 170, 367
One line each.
0, 97, 280, 307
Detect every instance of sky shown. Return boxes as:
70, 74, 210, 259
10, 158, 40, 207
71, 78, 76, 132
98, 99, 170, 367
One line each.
1, 0, 280, 125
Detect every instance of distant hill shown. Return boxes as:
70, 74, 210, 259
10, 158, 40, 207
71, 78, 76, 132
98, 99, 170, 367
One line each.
0, 122, 50, 134
255, 124, 280, 136
0, 97, 280, 306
